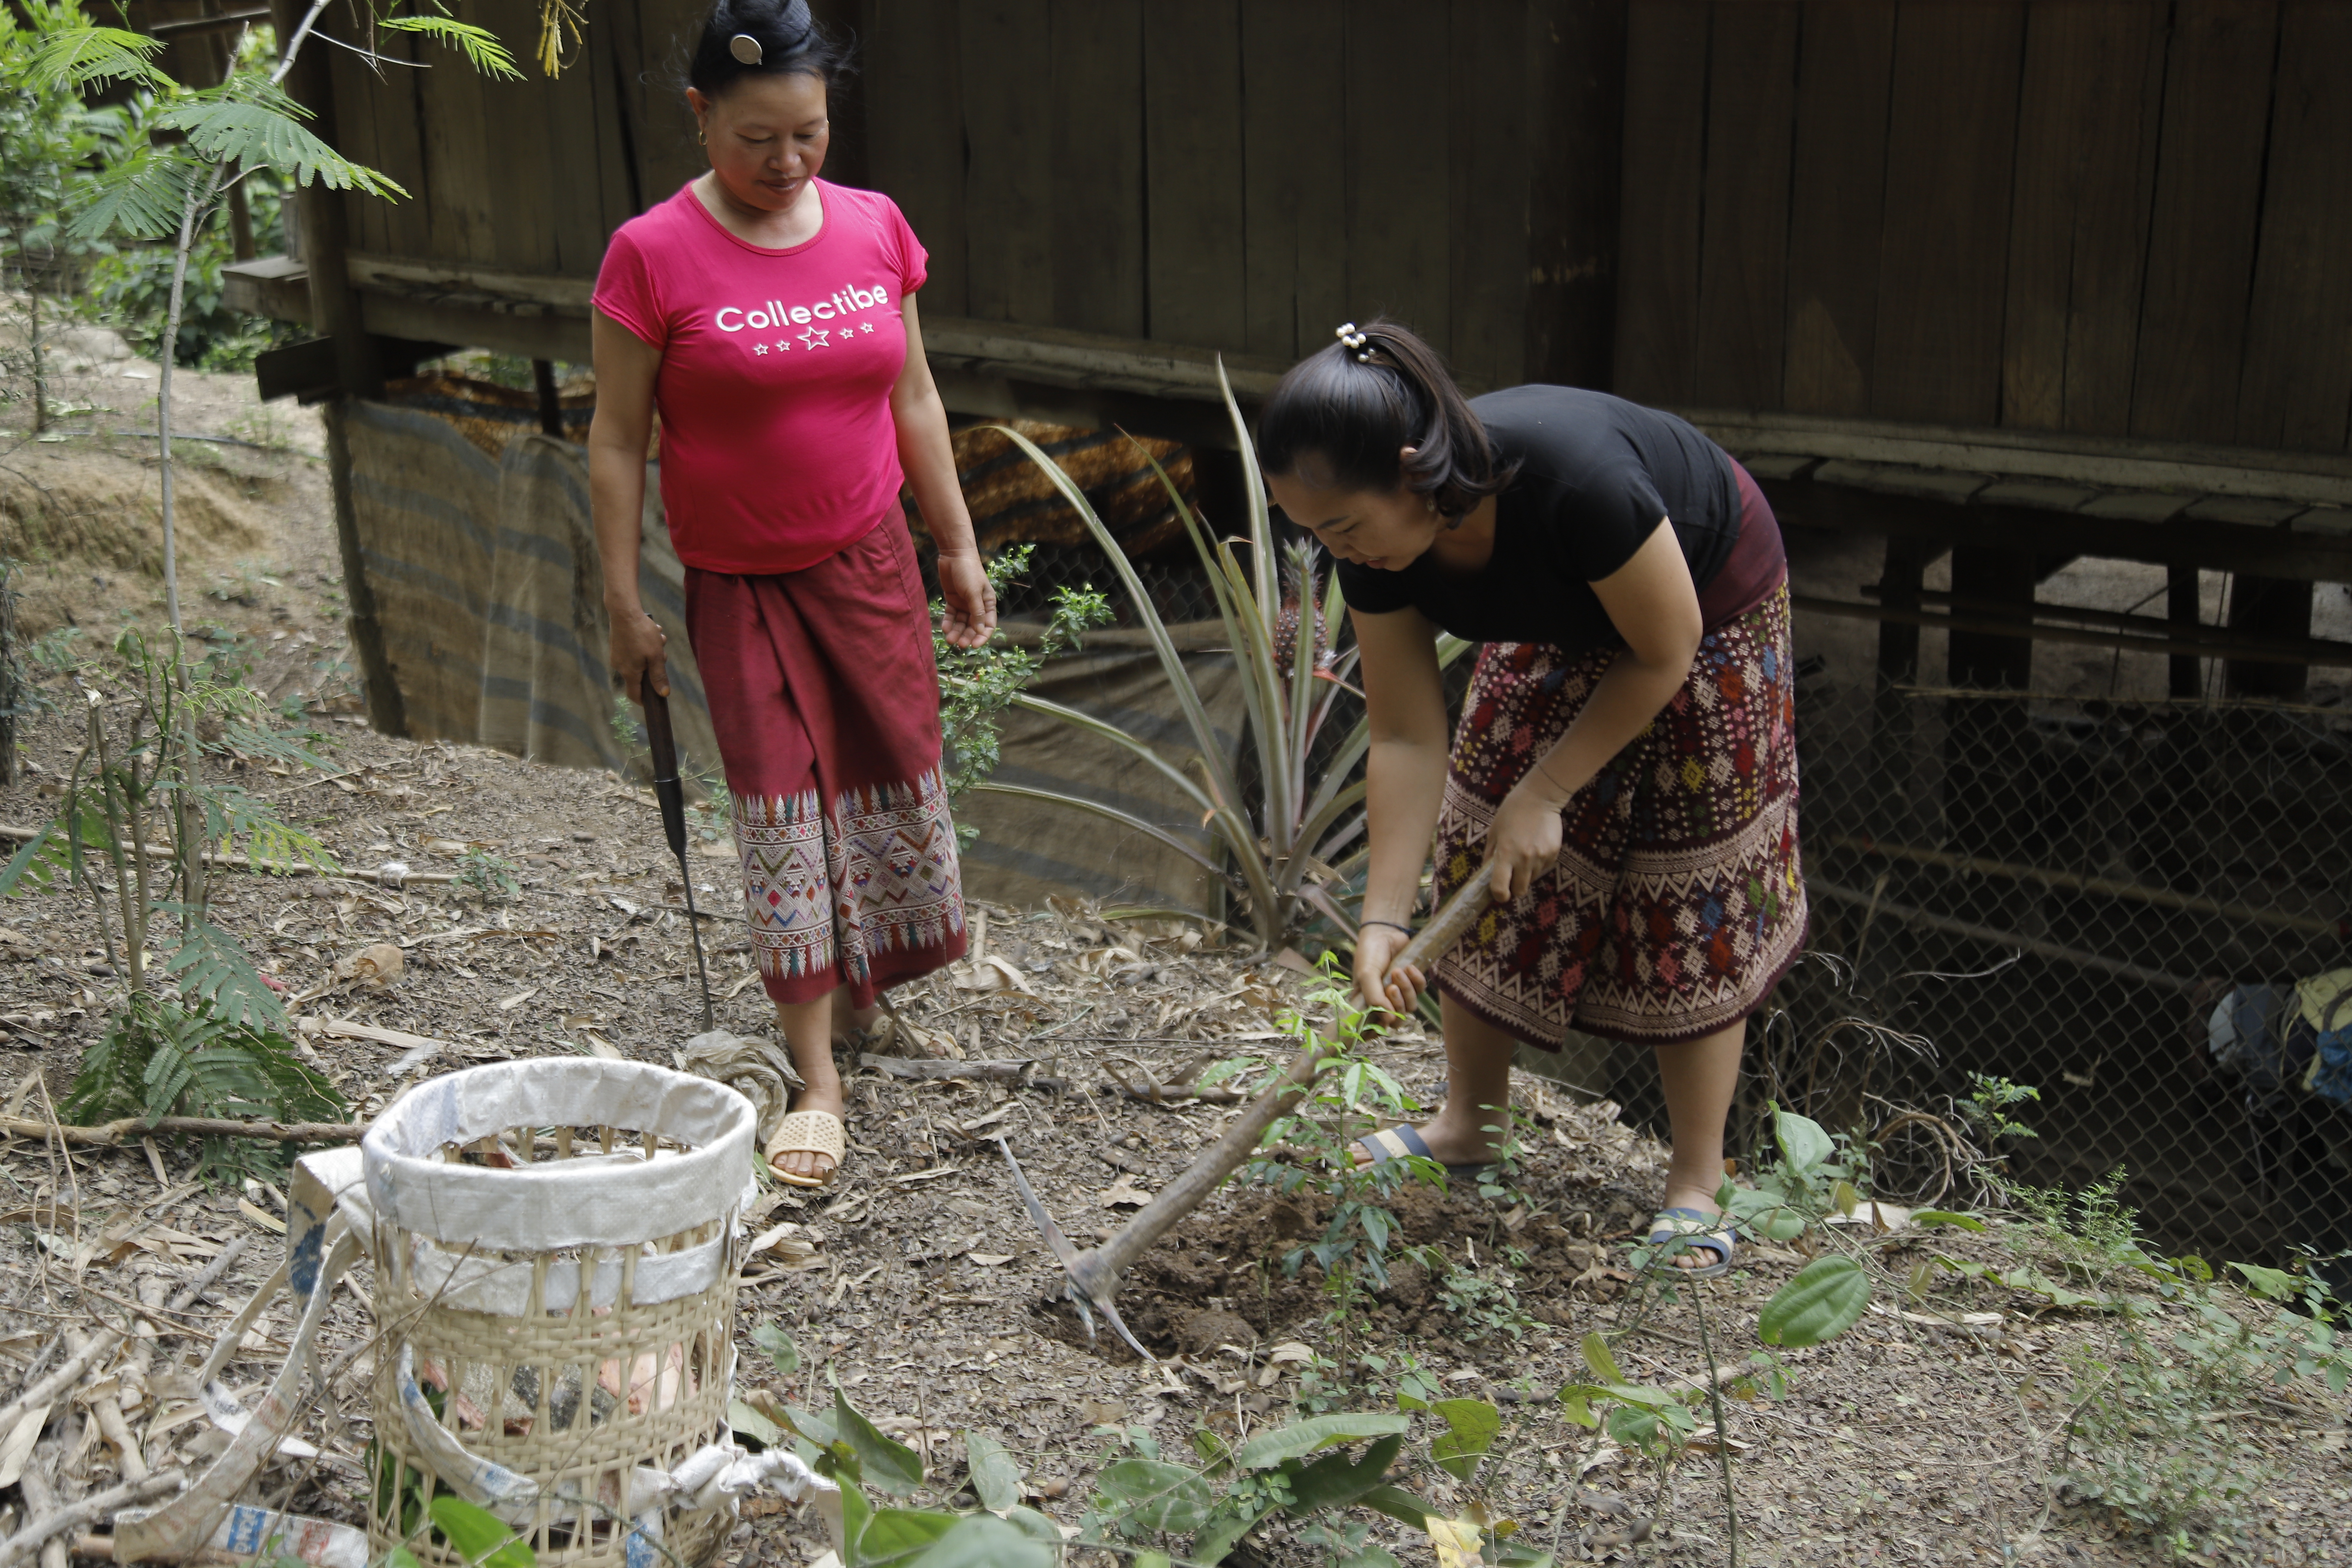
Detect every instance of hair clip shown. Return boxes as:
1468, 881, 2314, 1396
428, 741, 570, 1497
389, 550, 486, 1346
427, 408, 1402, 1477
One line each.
1335, 322, 1371, 361
728, 31, 763, 63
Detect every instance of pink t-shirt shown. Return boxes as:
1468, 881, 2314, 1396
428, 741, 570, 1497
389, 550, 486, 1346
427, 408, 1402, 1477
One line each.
592, 180, 928, 575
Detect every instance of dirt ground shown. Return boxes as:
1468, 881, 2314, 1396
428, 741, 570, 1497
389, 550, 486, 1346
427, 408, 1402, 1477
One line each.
0, 366, 2346, 1566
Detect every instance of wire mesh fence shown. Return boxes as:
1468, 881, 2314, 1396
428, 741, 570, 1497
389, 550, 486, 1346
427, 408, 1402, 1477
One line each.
1755, 673, 2352, 1280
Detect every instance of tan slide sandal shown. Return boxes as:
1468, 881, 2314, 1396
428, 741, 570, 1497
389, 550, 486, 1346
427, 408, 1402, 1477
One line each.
766, 1108, 846, 1188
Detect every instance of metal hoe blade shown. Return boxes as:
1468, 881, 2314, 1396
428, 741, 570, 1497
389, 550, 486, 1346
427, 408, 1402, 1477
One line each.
996, 880, 1493, 1360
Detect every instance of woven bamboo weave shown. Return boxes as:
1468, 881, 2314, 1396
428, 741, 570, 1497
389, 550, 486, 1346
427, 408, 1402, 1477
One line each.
361, 1063, 756, 1568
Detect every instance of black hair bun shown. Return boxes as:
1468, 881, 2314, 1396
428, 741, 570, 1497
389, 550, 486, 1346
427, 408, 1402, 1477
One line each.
689, 0, 846, 96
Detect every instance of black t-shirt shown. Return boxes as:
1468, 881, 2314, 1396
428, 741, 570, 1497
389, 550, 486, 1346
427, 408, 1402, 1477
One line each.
1335, 386, 1752, 653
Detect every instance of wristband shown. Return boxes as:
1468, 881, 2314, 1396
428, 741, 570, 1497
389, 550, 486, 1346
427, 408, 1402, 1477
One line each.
1361, 919, 1415, 937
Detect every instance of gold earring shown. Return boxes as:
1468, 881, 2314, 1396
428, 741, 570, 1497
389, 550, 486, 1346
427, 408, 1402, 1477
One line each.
696, 125, 707, 145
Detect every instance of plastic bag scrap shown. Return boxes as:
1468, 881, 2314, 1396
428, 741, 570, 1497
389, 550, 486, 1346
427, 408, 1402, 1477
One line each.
108, 1061, 841, 1563
2208, 983, 2307, 1102
681, 1030, 802, 1145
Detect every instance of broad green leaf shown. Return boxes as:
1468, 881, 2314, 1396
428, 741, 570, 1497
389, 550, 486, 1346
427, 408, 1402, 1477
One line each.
427, 1498, 532, 1568
1774, 1107, 1834, 1173
1282, 1432, 1404, 1516
1912, 1210, 1987, 1231
1580, 1331, 1624, 1385
1188, 1504, 1276, 1566
1233, 1410, 1409, 1469
2231, 1261, 2298, 1301
751, 1321, 801, 1375
386, 1551, 423, 1568
785, 1401, 839, 1446
728, 1398, 783, 1449
837, 1485, 871, 1559
1359, 1484, 1432, 1530
1428, 1399, 1500, 1483
1831, 1179, 1860, 1217
1089, 1458, 1213, 1533
999, 1506, 1062, 1545
961, 1431, 1023, 1512
835, 1389, 924, 1496
854, 1508, 956, 1564
1758, 1255, 1871, 1348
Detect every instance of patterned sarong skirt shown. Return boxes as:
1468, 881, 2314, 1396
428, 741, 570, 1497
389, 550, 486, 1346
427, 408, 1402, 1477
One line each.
1430, 580, 1807, 1047
683, 509, 966, 1008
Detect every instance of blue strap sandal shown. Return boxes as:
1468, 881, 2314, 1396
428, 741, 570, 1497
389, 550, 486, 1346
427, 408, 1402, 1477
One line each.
1645, 1207, 1738, 1279
1354, 1124, 1495, 1181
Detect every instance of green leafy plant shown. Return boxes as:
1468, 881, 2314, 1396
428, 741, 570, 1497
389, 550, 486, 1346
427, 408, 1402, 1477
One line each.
932, 544, 1112, 848
3, 629, 345, 1178
980, 381, 1471, 950
456, 848, 521, 905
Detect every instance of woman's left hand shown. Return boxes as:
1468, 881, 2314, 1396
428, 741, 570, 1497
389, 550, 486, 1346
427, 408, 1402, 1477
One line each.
1484, 781, 1565, 903
937, 551, 997, 649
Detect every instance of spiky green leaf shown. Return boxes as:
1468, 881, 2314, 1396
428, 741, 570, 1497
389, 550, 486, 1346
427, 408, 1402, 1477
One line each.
152, 100, 407, 196
378, 15, 523, 78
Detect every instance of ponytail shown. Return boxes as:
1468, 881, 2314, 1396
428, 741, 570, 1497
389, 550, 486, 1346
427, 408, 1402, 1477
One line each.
1256, 318, 1514, 518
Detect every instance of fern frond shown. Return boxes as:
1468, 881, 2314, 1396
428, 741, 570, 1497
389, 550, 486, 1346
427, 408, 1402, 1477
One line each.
192, 784, 340, 876
151, 100, 408, 198
21, 23, 171, 92
160, 914, 288, 1029
64, 144, 205, 240
378, 15, 524, 80
0, 822, 68, 899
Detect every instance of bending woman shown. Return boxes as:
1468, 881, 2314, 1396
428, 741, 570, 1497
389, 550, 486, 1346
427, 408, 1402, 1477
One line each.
590, 0, 989, 1187
1260, 320, 1807, 1276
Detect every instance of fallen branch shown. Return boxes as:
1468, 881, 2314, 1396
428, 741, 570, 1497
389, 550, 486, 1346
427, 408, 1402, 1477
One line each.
858, 1056, 1246, 1106
0, 825, 454, 886
0, 1472, 187, 1568
0, 1114, 361, 1148
0, 1237, 248, 1443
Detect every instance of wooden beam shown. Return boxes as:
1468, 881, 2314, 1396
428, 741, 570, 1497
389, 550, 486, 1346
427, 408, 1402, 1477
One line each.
1793, 594, 2352, 670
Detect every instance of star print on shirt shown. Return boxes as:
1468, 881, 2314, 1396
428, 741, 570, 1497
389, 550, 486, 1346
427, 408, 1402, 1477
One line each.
798, 327, 830, 351
752, 343, 768, 356
860, 322, 874, 334
776, 339, 792, 351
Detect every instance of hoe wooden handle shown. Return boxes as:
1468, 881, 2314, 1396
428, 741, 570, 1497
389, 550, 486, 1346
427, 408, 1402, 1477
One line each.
1374, 879, 1494, 995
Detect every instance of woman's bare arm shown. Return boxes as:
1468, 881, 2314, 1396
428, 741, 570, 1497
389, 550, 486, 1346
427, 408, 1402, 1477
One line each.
589, 309, 670, 700
1482, 520, 1704, 900
890, 294, 995, 648
1352, 603, 1452, 1010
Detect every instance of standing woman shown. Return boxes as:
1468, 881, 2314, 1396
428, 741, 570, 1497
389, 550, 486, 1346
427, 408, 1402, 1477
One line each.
590, 0, 990, 1187
1260, 320, 1807, 1275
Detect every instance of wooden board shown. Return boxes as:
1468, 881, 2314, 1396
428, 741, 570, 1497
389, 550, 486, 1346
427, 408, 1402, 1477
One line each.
1447, 0, 1532, 391
2234, 0, 2352, 452
958, 0, 1054, 324
1611, 0, 1707, 404
414, 0, 498, 262
1999, 3, 2166, 435
806, 0, 868, 189
630, 0, 708, 213
1050, 0, 1144, 337
861, 0, 968, 315
481, 0, 560, 275
1870, 0, 2024, 425
543, 2, 619, 277
1692, 0, 1798, 409
1344, 0, 1450, 347
1522, 0, 1625, 389
1143, 0, 1246, 351
583, 0, 642, 251
1780, 0, 1893, 416
2128, 0, 2278, 444
1241, 0, 1346, 363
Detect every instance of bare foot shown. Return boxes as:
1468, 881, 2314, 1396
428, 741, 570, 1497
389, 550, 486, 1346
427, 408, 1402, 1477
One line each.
1655, 1184, 1730, 1271
767, 1084, 847, 1185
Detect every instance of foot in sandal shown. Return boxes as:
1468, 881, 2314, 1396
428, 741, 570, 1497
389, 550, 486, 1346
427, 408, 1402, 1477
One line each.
767, 1085, 846, 1187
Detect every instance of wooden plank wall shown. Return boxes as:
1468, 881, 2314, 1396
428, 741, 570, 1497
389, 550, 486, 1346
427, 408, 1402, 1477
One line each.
322, 0, 1631, 389
1614, 0, 2352, 455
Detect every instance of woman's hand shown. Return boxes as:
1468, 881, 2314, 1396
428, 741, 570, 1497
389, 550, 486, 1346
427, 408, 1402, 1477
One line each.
1353, 922, 1425, 1019
937, 551, 997, 649
610, 608, 669, 704
1484, 780, 1566, 903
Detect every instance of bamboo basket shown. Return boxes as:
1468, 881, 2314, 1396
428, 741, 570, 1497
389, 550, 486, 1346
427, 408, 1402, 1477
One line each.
359, 1060, 757, 1568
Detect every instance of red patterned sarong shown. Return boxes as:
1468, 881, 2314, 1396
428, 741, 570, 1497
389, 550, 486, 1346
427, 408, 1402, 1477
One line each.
1432, 581, 1807, 1047
684, 510, 966, 1007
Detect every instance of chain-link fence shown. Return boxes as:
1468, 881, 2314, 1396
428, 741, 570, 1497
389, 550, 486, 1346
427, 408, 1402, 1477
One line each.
1748, 674, 2352, 1279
